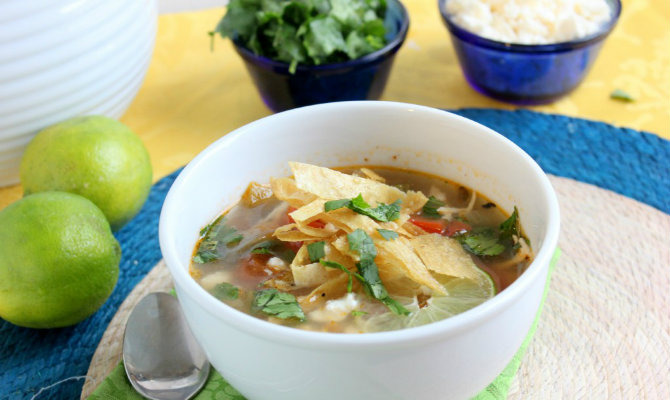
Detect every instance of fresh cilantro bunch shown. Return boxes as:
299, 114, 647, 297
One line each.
211, 0, 389, 73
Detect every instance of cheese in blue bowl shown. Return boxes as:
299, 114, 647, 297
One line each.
438, 0, 622, 104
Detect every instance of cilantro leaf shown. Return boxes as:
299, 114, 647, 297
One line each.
211, 282, 239, 301
212, 0, 260, 40
349, 194, 401, 222
211, 0, 388, 72
611, 89, 634, 102
457, 228, 506, 256
347, 229, 408, 315
304, 17, 347, 65
250, 239, 296, 263
192, 250, 218, 264
320, 259, 363, 292
307, 241, 326, 263
380, 296, 410, 316
422, 195, 445, 219
272, 23, 306, 73
193, 218, 243, 263
347, 228, 377, 261
250, 247, 270, 255
377, 228, 398, 241
499, 207, 520, 242
351, 309, 368, 316
456, 206, 528, 257
252, 289, 305, 321
325, 194, 401, 222
324, 198, 352, 211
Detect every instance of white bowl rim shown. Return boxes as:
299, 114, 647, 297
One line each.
159, 101, 560, 350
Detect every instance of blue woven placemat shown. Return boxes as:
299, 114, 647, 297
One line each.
1, 109, 668, 399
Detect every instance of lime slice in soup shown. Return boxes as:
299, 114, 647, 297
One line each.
362, 267, 496, 332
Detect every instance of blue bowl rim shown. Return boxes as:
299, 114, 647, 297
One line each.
232, 0, 410, 72
437, 0, 622, 53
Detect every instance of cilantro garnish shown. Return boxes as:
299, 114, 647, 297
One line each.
324, 198, 351, 211
250, 247, 270, 255
252, 289, 305, 321
251, 239, 296, 263
422, 195, 445, 219
211, 282, 239, 301
380, 297, 410, 316
610, 89, 634, 102
307, 241, 326, 263
457, 228, 506, 256
324, 194, 401, 222
193, 218, 243, 263
351, 310, 368, 316
350, 195, 401, 222
456, 206, 527, 256
319, 259, 363, 292
499, 207, 520, 246
211, 0, 388, 73
347, 229, 409, 315
377, 228, 398, 241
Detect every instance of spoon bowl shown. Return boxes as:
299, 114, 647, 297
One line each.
123, 292, 210, 400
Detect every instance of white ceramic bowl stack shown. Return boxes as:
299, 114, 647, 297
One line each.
0, 0, 157, 186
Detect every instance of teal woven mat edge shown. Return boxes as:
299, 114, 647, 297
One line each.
1, 108, 668, 399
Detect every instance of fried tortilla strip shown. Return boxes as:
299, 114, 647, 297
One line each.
298, 272, 350, 312
292, 262, 329, 287
289, 199, 327, 224
376, 247, 415, 285
290, 162, 405, 205
325, 244, 358, 270
294, 222, 335, 238
273, 224, 315, 242
410, 233, 481, 280
291, 244, 310, 267
403, 190, 429, 214
330, 233, 414, 295
320, 208, 444, 293
376, 237, 445, 294
270, 177, 316, 208
319, 208, 377, 235
403, 221, 427, 236
360, 167, 385, 182
240, 182, 274, 207
382, 275, 423, 298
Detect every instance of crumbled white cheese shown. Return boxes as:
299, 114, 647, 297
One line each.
199, 270, 231, 291
446, 0, 612, 44
267, 256, 287, 270
309, 293, 360, 322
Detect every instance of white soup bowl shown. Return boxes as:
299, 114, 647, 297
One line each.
159, 101, 560, 400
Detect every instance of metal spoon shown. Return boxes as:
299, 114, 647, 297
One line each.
123, 292, 210, 400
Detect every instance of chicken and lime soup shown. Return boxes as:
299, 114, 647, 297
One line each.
190, 162, 532, 333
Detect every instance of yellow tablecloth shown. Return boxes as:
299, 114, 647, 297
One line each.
1, 0, 668, 209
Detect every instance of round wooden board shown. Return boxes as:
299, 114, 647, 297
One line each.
81, 175, 670, 399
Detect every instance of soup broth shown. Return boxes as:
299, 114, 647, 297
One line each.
191, 163, 532, 333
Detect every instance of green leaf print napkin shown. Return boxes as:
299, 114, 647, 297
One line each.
89, 249, 560, 400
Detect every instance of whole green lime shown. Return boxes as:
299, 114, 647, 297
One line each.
20, 116, 152, 231
0, 191, 121, 328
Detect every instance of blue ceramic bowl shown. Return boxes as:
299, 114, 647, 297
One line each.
438, 0, 621, 104
233, 0, 409, 112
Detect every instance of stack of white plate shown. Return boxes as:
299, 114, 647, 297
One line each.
0, 0, 157, 187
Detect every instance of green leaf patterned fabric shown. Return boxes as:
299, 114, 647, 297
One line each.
89, 250, 560, 400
